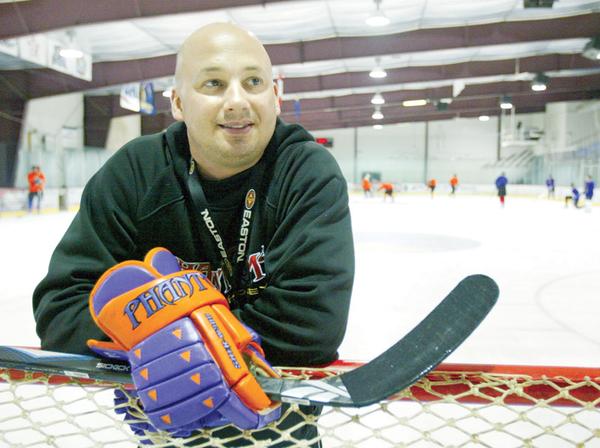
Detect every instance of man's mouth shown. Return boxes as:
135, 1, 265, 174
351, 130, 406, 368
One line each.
218, 122, 254, 134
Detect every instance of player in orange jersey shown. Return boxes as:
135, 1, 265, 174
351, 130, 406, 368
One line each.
362, 174, 372, 198
427, 178, 437, 198
449, 174, 458, 195
27, 165, 46, 213
378, 182, 394, 202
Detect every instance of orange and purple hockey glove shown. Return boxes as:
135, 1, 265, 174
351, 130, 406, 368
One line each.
87, 247, 281, 432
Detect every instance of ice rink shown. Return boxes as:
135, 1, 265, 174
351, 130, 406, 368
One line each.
1, 191, 599, 370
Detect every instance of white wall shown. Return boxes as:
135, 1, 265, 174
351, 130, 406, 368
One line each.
12, 94, 600, 191
106, 115, 141, 152
316, 117, 502, 185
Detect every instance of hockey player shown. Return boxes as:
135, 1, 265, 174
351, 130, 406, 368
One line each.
584, 175, 595, 212
427, 178, 437, 198
361, 174, 372, 198
495, 172, 508, 207
32, 23, 354, 445
565, 183, 581, 208
449, 174, 458, 195
378, 181, 394, 202
545, 175, 555, 199
27, 165, 45, 213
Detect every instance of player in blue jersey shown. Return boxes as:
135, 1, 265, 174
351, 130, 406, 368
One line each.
545, 175, 555, 199
495, 172, 508, 207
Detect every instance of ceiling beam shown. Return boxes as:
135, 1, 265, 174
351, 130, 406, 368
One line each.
0, 0, 296, 39
3, 52, 596, 101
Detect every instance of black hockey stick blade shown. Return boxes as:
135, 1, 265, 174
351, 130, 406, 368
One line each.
0, 274, 498, 408
258, 274, 498, 407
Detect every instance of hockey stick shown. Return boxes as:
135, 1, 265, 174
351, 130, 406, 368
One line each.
0, 274, 498, 407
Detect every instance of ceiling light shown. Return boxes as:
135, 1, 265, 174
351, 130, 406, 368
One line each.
373, 124, 383, 130
500, 95, 513, 110
372, 107, 384, 120
531, 73, 549, 91
59, 48, 84, 59
582, 36, 600, 61
479, 115, 490, 122
402, 99, 427, 107
371, 92, 385, 105
369, 66, 387, 79
365, 0, 390, 27
59, 29, 84, 59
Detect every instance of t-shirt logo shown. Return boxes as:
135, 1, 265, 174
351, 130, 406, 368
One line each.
245, 189, 256, 209
248, 246, 266, 283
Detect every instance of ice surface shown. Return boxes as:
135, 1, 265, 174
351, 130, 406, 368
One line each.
1, 193, 599, 368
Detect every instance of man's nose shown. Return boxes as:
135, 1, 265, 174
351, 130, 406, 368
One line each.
224, 82, 249, 111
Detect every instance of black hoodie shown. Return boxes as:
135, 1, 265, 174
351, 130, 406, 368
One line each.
33, 119, 354, 367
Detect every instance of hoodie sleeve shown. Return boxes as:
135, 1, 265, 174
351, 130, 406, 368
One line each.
235, 143, 354, 366
32, 148, 140, 354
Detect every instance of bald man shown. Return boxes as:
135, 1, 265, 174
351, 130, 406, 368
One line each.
33, 23, 354, 445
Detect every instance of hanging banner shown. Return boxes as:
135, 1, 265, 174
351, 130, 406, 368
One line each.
120, 83, 141, 112
140, 81, 156, 115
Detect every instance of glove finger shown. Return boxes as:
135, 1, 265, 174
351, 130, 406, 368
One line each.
217, 392, 282, 429
243, 343, 280, 379
144, 247, 181, 276
90, 262, 158, 317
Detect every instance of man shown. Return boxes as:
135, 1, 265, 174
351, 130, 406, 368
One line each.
362, 174, 372, 198
495, 172, 508, 207
545, 175, 555, 199
565, 183, 581, 208
449, 174, 458, 195
27, 165, 45, 213
427, 178, 436, 198
378, 181, 394, 202
33, 23, 354, 445
584, 175, 595, 212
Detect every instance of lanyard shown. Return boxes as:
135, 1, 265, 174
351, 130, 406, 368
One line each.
186, 157, 265, 299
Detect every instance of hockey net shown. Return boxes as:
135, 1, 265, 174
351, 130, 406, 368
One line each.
1, 362, 600, 448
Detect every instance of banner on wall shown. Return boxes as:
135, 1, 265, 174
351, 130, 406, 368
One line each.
0, 33, 92, 81
140, 82, 156, 115
120, 83, 141, 112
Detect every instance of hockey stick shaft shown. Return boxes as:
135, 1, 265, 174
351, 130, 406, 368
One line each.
0, 274, 498, 407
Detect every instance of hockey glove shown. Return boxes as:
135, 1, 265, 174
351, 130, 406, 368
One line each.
87, 247, 281, 432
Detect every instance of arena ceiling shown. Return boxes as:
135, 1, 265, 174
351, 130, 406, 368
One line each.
1, 0, 600, 133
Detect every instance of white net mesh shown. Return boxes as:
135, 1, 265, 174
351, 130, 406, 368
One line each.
1, 363, 600, 447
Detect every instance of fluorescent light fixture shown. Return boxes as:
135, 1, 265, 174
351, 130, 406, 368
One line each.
369, 66, 387, 79
402, 99, 427, 107
531, 73, 549, 92
500, 95, 513, 110
366, 0, 390, 27
366, 14, 390, 27
371, 92, 385, 105
59, 48, 83, 59
372, 107, 384, 120
478, 115, 490, 122
373, 124, 383, 130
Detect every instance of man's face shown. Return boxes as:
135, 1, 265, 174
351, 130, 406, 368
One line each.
172, 29, 279, 179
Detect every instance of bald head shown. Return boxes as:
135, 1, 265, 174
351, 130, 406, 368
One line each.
175, 23, 272, 89
170, 22, 280, 181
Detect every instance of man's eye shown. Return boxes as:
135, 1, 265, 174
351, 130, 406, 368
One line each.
247, 77, 262, 87
204, 80, 222, 88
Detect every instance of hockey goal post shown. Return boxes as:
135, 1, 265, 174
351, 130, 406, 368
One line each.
1, 361, 600, 448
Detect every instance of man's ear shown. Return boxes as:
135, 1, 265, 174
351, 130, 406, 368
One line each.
170, 89, 184, 121
273, 83, 281, 115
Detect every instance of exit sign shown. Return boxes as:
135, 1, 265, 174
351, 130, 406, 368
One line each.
315, 137, 334, 148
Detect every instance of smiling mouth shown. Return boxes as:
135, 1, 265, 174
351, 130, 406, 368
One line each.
219, 123, 253, 129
